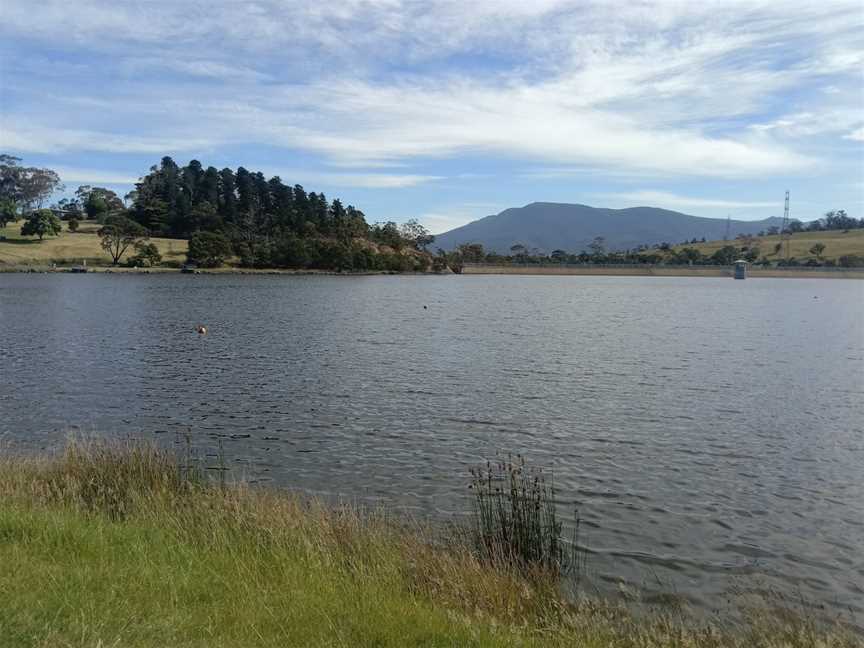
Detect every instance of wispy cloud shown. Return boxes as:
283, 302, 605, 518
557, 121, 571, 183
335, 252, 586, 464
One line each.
1, 1, 861, 219
844, 127, 864, 142
599, 190, 780, 211
1, 119, 213, 155
53, 166, 142, 186
417, 203, 506, 235
259, 168, 443, 189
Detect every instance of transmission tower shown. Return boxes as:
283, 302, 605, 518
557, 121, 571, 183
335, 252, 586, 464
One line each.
780, 190, 790, 260
723, 214, 731, 241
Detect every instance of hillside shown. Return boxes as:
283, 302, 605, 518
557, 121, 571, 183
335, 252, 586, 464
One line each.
672, 228, 864, 263
0, 220, 187, 267
433, 202, 787, 253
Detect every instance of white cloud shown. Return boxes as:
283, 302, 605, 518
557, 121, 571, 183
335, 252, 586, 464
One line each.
2, 0, 861, 181
417, 203, 506, 234
751, 110, 864, 138
600, 190, 780, 210
843, 127, 864, 142
53, 166, 142, 185
259, 168, 443, 189
0, 119, 212, 155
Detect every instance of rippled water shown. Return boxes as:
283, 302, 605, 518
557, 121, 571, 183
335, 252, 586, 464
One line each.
1, 274, 862, 620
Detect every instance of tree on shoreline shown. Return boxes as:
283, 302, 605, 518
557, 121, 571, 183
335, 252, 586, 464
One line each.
187, 231, 233, 268
98, 215, 148, 265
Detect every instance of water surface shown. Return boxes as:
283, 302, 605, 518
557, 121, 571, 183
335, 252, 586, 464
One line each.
1, 274, 862, 620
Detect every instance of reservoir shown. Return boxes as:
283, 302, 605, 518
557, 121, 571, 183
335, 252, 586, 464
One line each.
1, 273, 862, 621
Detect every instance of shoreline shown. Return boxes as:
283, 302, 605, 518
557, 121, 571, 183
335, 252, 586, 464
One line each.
0, 264, 444, 276
2, 262, 863, 278
1, 440, 859, 647
461, 263, 864, 279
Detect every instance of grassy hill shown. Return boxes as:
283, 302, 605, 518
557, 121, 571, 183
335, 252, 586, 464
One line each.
672, 228, 864, 263
0, 220, 187, 267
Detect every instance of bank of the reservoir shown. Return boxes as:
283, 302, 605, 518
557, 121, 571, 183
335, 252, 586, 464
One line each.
0, 440, 859, 648
461, 263, 864, 279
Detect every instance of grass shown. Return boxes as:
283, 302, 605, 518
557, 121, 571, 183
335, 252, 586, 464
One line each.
0, 220, 187, 267
0, 439, 860, 647
672, 229, 864, 263
470, 454, 576, 578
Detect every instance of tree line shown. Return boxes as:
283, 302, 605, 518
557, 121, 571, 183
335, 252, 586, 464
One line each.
445, 232, 863, 270
1, 155, 435, 270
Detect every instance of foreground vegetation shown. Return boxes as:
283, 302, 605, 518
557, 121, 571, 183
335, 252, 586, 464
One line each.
0, 440, 859, 647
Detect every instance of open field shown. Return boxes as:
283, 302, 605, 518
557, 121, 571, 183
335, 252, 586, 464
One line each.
672, 229, 864, 262
0, 440, 859, 648
0, 220, 187, 267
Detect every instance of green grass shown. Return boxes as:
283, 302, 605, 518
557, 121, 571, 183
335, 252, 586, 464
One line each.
673, 229, 864, 263
0, 440, 859, 647
0, 220, 187, 267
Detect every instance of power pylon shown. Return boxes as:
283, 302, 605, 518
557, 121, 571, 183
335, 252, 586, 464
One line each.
780, 190, 790, 260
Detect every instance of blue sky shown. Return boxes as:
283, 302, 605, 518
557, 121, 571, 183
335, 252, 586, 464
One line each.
1, 1, 862, 233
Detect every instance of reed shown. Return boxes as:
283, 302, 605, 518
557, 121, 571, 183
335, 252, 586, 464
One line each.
469, 454, 574, 578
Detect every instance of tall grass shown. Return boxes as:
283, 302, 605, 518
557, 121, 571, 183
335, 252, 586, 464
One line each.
0, 439, 860, 647
470, 454, 575, 579
32, 436, 200, 518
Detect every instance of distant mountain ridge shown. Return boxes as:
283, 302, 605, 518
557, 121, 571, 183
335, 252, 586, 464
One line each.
433, 202, 788, 253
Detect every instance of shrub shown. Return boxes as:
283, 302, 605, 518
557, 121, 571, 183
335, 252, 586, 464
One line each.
67, 217, 80, 232
21, 209, 62, 240
272, 236, 304, 268
187, 231, 233, 268
838, 254, 864, 268
127, 241, 162, 267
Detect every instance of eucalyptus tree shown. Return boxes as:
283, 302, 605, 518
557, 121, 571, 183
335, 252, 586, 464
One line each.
98, 214, 149, 265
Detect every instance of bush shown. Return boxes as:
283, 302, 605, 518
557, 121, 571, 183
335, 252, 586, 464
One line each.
314, 240, 353, 271
21, 209, 63, 240
187, 231, 233, 268
351, 246, 380, 271
67, 217, 80, 233
380, 253, 412, 272
126, 241, 162, 267
838, 254, 864, 268
238, 241, 274, 268
272, 235, 314, 268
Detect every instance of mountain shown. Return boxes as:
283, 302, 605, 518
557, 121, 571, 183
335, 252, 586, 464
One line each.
432, 202, 788, 253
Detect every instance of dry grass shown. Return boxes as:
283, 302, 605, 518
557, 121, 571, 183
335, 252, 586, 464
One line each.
0, 439, 860, 647
672, 229, 864, 262
0, 220, 187, 266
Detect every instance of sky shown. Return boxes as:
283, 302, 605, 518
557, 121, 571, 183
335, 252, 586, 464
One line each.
1, 1, 862, 233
